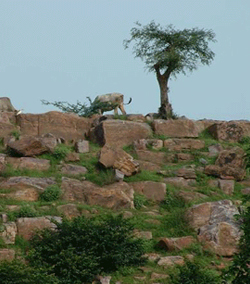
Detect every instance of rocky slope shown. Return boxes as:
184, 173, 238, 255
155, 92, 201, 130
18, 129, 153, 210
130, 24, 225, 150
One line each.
0, 99, 250, 283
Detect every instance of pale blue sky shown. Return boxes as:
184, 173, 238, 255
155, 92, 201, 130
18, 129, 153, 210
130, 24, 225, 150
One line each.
0, 0, 249, 120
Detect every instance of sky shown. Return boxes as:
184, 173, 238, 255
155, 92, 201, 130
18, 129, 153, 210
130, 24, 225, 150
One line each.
0, 0, 249, 120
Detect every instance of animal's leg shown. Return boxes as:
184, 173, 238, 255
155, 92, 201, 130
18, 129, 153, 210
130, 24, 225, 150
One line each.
114, 106, 119, 115
119, 104, 126, 115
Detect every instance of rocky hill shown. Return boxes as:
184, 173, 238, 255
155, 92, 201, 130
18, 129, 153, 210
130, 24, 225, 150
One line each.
0, 98, 250, 283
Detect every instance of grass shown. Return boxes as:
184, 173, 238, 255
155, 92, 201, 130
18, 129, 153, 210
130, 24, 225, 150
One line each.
124, 170, 163, 183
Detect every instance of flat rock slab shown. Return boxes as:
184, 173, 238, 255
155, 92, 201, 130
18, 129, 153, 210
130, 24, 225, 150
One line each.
91, 120, 152, 147
152, 119, 199, 138
164, 138, 205, 151
130, 181, 166, 202
0, 222, 17, 244
0, 177, 56, 201
60, 164, 88, 176
157, 256, 185, 267
61, 178, 134, 210
16, 111, 91, 142
6, 157, 50, 171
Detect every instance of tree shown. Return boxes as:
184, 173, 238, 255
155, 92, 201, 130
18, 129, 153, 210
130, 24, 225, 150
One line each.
124, 21, 216, 119
223, 206, 250, 283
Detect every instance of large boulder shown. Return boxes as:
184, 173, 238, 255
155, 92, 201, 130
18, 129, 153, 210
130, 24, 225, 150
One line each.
90, 120, 152, 147
158, 236, 196, 252
136, 150, 175, 165
130, 181, 166, 202
16, 111, 91, 142
99, 145, 139, 176
186, 200, 241, 256
208, 122, 244, 142
152, 119, 199, 138
205, 147, 246, 181
6, 157, 50, 171
61, 178, 134, 210
16, 216, 61, 240
0, 177, 56, 201
7, 136, 50, 156
0, 97, 16, 112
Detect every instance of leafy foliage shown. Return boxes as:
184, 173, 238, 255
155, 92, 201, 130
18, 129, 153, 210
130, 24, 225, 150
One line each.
52, 144, 72, 161
0, 260, 58, 284
39, 185, 61, 202
172, 261, 220, 284
28, 214, 145, 283
223, 206, 250, 283
134, 193, 148, 209
124, 21, 216, 76
41, 97, 113, 117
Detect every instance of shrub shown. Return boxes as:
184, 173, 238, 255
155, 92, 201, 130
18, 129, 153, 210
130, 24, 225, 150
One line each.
52, 144, 72, 160
28, 214, 145, 283
223, 206, 250, 283
0, 260, 58, 284
171, 261, 220, 284
39, 185, 61, 202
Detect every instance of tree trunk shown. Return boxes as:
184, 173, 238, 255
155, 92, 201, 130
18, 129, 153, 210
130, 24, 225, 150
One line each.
156, 73, 173, 119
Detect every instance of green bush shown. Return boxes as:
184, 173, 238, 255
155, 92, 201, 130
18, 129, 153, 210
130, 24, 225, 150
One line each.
28, 214, 145, 283
39, 185, 61, 202
171, 261, 220, 284
223, 206, 250, 283
52, 144, 72, 160
0, 260, 58, 284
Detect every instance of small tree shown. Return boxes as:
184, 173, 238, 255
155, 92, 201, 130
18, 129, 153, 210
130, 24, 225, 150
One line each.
124, 21, 216, 119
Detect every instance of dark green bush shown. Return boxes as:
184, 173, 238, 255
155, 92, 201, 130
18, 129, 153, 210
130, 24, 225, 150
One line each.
172, 261, 220, 284
39, 185, 61, 202
0, 260, 58, 284
28, 214, 145, 283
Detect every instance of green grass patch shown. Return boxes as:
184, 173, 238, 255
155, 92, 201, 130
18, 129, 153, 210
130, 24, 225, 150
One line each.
124, 170, 162, 183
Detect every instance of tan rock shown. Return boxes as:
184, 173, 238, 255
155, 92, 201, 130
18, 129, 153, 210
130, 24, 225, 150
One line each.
65, 152, 80, 162
152, 119, 199, 138
99, 145, 139, 176
90, 120, 152, 147
0, 249, 15, 261
0, 177, 56, 201
218, 179, 234, 195
75, 140, 89, 153
151, 272, 169, 280
176, 153, 194, 162
157, 256, 185, 267
164, 177, 195, 188
61, 163, 87, 176
0, 222, 17, 244
158, 236, 196, 251
6, 157, 50, 171
7, 136, 50, 156
134, 230, 153, 240
136, 150, 174, 165
57, 204, 80, 219
61, 178, 134, 210
208, 122, 244, 142
187, 200, 241, 256
16, 111, 91, 142
164, 138, 205, 151
16, 216, 61, 240
177, 190, 207, 203
130, 181, 166, 202
135, 160, 161, 171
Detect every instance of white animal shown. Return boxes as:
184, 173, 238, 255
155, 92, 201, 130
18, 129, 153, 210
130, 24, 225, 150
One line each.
94, 93, 132, 115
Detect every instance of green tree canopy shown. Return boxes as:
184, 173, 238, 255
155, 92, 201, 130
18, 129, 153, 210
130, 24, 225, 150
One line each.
124, 21, 216, 118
